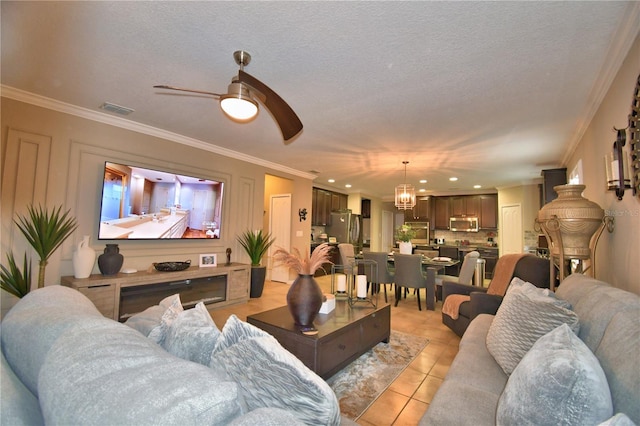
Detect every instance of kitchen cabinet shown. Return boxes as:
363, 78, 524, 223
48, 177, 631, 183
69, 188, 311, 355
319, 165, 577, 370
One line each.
450, 196, 480, 217
541, 168, 567, 205
404, 197, 431, 221
312, 188, 348, 226
361, 199, 371, 218
479, 195, 498, 229
433, 197, 450, 229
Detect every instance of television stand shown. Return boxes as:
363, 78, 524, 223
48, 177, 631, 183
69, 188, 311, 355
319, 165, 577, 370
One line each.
61, 263, 250, 321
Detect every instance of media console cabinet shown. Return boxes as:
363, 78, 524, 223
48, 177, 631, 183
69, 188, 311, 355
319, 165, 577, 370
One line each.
61, 263, 250, 322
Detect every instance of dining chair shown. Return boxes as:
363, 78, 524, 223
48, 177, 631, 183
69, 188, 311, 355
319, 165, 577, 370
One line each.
338, 243, 356, 274
363, 251, 395, 303
393, 254, 437, 311
435, 250, 480, 288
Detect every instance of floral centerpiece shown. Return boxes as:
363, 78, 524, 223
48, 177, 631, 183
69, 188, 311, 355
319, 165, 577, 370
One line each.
273, 243, 332, 334
395, 224, 416, 254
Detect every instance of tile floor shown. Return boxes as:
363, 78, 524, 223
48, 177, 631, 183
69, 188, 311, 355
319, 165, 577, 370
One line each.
208, 276, 461, 426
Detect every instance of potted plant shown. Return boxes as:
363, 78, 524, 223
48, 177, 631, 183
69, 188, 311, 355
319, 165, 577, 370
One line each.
395, 224, 416, 254
237, 229, 276, 298
272, 243, 332, 334
15, 204, 78, 288
0, 253, 32, 298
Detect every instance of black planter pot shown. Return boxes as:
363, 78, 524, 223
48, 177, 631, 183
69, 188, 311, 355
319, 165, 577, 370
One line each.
250, 266, 267, 298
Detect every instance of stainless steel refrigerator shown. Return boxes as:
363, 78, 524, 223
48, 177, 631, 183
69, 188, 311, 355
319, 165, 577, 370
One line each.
326, 210, 362, 251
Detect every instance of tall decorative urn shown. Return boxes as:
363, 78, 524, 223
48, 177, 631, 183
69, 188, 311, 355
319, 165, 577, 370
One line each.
536, 184, 608, 283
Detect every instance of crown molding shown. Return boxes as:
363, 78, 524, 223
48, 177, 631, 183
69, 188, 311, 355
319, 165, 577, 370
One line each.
0, 85, 317, 180
562, 2, 640, 165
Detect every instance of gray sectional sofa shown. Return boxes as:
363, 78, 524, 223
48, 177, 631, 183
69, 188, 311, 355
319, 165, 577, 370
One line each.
1, 285, 342, 425
421, 273, 640, 425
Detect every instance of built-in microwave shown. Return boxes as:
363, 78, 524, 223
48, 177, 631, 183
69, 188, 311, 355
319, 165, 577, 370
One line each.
449, 217, 479, 232
407, 222, 430, 244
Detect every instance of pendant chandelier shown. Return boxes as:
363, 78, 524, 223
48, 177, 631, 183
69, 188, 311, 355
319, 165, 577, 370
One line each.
395, 161, 416, 210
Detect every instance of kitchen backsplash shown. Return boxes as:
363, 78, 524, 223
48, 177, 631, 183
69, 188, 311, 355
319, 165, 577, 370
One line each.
431, 229, 499, 247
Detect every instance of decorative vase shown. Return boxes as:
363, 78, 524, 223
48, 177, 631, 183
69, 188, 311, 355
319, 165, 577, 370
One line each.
287, 274, 324, 335
72, 235, 96, 278
536, 184, 604, 260
98, 244, 124, 276
399, 241, 413, 254
250, 266, 267, 298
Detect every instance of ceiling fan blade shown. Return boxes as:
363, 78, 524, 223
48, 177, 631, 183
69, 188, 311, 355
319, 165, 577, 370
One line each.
153, 85, 221, 98
237, 70, 303, 141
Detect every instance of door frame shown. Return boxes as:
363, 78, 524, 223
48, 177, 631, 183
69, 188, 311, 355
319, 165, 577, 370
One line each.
269, 193, 292, 282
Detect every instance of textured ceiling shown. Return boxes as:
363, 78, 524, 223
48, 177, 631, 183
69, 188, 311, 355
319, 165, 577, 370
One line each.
2, 1, 639, 199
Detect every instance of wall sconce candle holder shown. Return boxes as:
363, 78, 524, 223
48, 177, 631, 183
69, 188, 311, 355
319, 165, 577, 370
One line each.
606, 127, 632, 200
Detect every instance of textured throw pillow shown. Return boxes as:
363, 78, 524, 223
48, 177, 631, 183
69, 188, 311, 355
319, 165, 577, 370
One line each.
125, 293, 182, 337
162, 302, 221, 365
497, 324, 613, 425
147, 294, 184, 345
210, 315, 341, 426
486, 277, 579, 375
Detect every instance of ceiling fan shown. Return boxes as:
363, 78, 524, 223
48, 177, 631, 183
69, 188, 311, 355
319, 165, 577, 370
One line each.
154, 51, 303, 141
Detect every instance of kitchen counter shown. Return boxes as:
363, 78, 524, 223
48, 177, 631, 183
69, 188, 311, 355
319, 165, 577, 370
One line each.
100, 212, 188, 239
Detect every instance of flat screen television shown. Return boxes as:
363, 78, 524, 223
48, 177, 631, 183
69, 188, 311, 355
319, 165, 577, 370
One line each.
98, 161, 224, 240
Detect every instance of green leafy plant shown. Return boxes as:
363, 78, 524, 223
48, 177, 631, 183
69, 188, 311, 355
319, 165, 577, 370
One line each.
0, 252, 32, 298
237, 230, 276, 266
14, 204, 78, 289
395, 224, 417, 242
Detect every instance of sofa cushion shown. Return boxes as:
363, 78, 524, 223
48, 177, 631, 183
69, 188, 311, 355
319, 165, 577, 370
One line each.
38, 317, 244, 425
598, 413, 637, 426
0, 286, 102, 396
124, 293, 181, 337
210, 315, 341, 426
147, 294, 184, 345
162, 302, 220, 365
497, 324, 612, 425
1, 335, 44, 426
486, 278, 579, 374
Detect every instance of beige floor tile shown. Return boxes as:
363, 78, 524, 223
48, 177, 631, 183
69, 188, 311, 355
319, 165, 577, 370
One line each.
358, 389, 409, 426
393, 398, 429, 426
412, 375, 444, 404
388, 367, 427, 397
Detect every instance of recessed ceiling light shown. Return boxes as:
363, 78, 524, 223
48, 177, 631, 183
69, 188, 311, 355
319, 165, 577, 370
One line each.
419, 179, 427, 184
328, 179, 335, 183
449, 177, 458, 182
419, 188, 426, 192
345, 184, 352, 188
474, 185, 482, 189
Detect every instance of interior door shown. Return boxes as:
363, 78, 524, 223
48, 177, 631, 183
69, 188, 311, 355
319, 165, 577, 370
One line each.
500, 204, 523, 255
269, 194, 292, 282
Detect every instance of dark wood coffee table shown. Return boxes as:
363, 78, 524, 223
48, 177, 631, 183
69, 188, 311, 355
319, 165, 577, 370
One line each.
247, 301, 391, 379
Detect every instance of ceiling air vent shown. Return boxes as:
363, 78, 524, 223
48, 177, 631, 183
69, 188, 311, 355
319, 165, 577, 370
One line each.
100, 102, 134, 116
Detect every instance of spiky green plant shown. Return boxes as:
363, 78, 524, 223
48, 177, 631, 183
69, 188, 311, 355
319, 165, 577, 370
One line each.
14, 204, 78, 288
237, 230, 276, 266
0, 252, 32, 298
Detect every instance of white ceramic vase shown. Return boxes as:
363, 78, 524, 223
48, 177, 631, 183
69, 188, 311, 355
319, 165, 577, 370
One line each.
72, 235, 96, 278
399, 241, 413, 255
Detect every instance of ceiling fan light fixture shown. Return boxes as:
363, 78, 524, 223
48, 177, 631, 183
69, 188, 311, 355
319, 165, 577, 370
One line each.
219, 82, 258, 121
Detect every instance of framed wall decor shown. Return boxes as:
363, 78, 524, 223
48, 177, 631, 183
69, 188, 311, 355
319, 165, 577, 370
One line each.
199, 253, 217, 267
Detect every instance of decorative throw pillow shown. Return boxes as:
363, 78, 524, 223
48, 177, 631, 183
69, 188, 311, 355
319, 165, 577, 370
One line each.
497, 324, 613, 425
125, 293, 182, 337
210, 315, 341, 426
147, 294, 184, 345
598, 413, 637, 426
486, 277, 579, 374
162, 302, 221, 365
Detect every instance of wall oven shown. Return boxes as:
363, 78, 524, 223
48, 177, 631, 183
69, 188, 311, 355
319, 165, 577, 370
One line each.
449, 217, 479, 232
407, 222, 430, 244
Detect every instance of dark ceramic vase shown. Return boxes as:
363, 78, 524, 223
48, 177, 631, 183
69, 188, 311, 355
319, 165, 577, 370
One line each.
98, 244, 124, 275
287, 274, 324, 334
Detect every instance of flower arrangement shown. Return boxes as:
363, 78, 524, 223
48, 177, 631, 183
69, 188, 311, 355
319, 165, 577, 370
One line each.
395, 224, 417, 242
272, 243, 332, 275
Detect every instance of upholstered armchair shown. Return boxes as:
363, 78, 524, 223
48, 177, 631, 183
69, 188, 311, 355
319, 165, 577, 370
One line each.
441, 254, 550, 336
